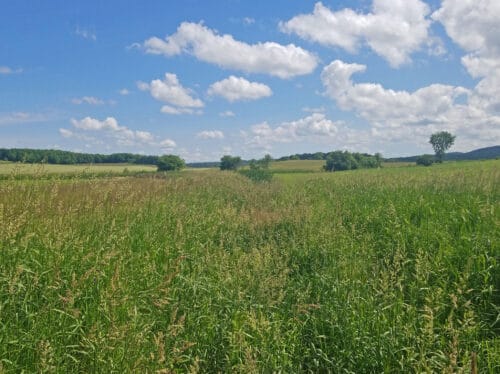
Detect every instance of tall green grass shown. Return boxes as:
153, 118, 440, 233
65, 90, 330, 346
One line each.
0, 162, 157, 177
0, 161, 498, 372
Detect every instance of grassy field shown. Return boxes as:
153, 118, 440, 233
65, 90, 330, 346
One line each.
0, 162, 157, 176
269, 159, 417, 173
0, 160, 498, 372
269, 159, 325, 173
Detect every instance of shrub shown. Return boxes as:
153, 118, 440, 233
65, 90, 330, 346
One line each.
416, 155, 434, 166
157, 155, 185, 171
239, 168, 273, 182
220, 155, 241, 171
240, 154, 273, 182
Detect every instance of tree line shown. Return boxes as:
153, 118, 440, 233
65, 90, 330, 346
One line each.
277, 150, 383, 163
0, 148, 161, 165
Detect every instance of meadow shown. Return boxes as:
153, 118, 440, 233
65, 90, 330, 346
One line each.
0, 160, 498, 372
0, 162, 157, 178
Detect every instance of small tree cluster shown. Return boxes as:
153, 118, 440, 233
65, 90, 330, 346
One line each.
324, 151, 382, 172
241, 154, 273, 182
219, 155, 241, 170
416, 154, 434, 166
157, 155, 185, 172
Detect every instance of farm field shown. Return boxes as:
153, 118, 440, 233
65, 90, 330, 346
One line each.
270, 159, 416, 173
0, 162, 157, 176
0, 160, 498, 372
269, 159, 326, 173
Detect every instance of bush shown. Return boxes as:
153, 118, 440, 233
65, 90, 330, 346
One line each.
239, 168, 273, 182
416, 155, 434, 166
157, 155, 185, 171
240, 154, 273, 182
324, 151, 382, 172
220, 155, 241, 171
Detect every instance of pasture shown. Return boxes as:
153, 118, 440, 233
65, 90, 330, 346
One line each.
0, 160, 498, 372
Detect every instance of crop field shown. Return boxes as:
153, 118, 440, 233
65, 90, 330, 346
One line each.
269, 160, 326, 173
0, 160, 498, 372
0, 162, 157, 177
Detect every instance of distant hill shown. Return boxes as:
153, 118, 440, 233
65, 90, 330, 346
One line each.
386, 146, 500, 162
446, 145, 500, 160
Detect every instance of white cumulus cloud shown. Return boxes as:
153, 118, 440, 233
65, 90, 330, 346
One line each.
142, 22, 318, 78
208, 76, 272, 102
160, 138, 177, 149
138, 73, 203, 114
59, 128, 73, 138
246, 113, 340, 149
66, 117, 159, 147
321, 59, 500, 150
280, 0, 432, 67
432, 0, 500, 56
433, 0, 500, 114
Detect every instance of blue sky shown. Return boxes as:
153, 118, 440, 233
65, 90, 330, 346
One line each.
1, 0, 499, 161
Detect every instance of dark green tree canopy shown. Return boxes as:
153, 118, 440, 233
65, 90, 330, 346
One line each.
0, 148, 162, 165
416, 154, 434, 166
429, 131, 455, 162
220, 155, 241, 171
324, 151, 382, 172
157, 155, 185, 172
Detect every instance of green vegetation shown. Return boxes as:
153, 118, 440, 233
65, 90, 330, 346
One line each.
157, 155, 185, 172
0, 162, 156, 178
278, 150, 383, 164
220, 155, 241, 171
269, 159, 326, 173
416, 154, 435, 166
324, 150, 382, 171
0, 148, 160, 165
430, 131, 456, 163
239, 155, 273, 182
0, 160, 498, 372
385, 146, 500, 163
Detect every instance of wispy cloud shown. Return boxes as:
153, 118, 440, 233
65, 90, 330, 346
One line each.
0, 111, 51, 126
0, 66, 23, 75
219, 111, 235, 117
71, 96, 105, 105
197, 130, 224, 139
75, 26, 96, 41
243, 17, 255, 25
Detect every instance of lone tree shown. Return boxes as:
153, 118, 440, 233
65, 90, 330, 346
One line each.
429, 131, 456, 163
220, 155, 241, 171
157, 154, 185, 172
